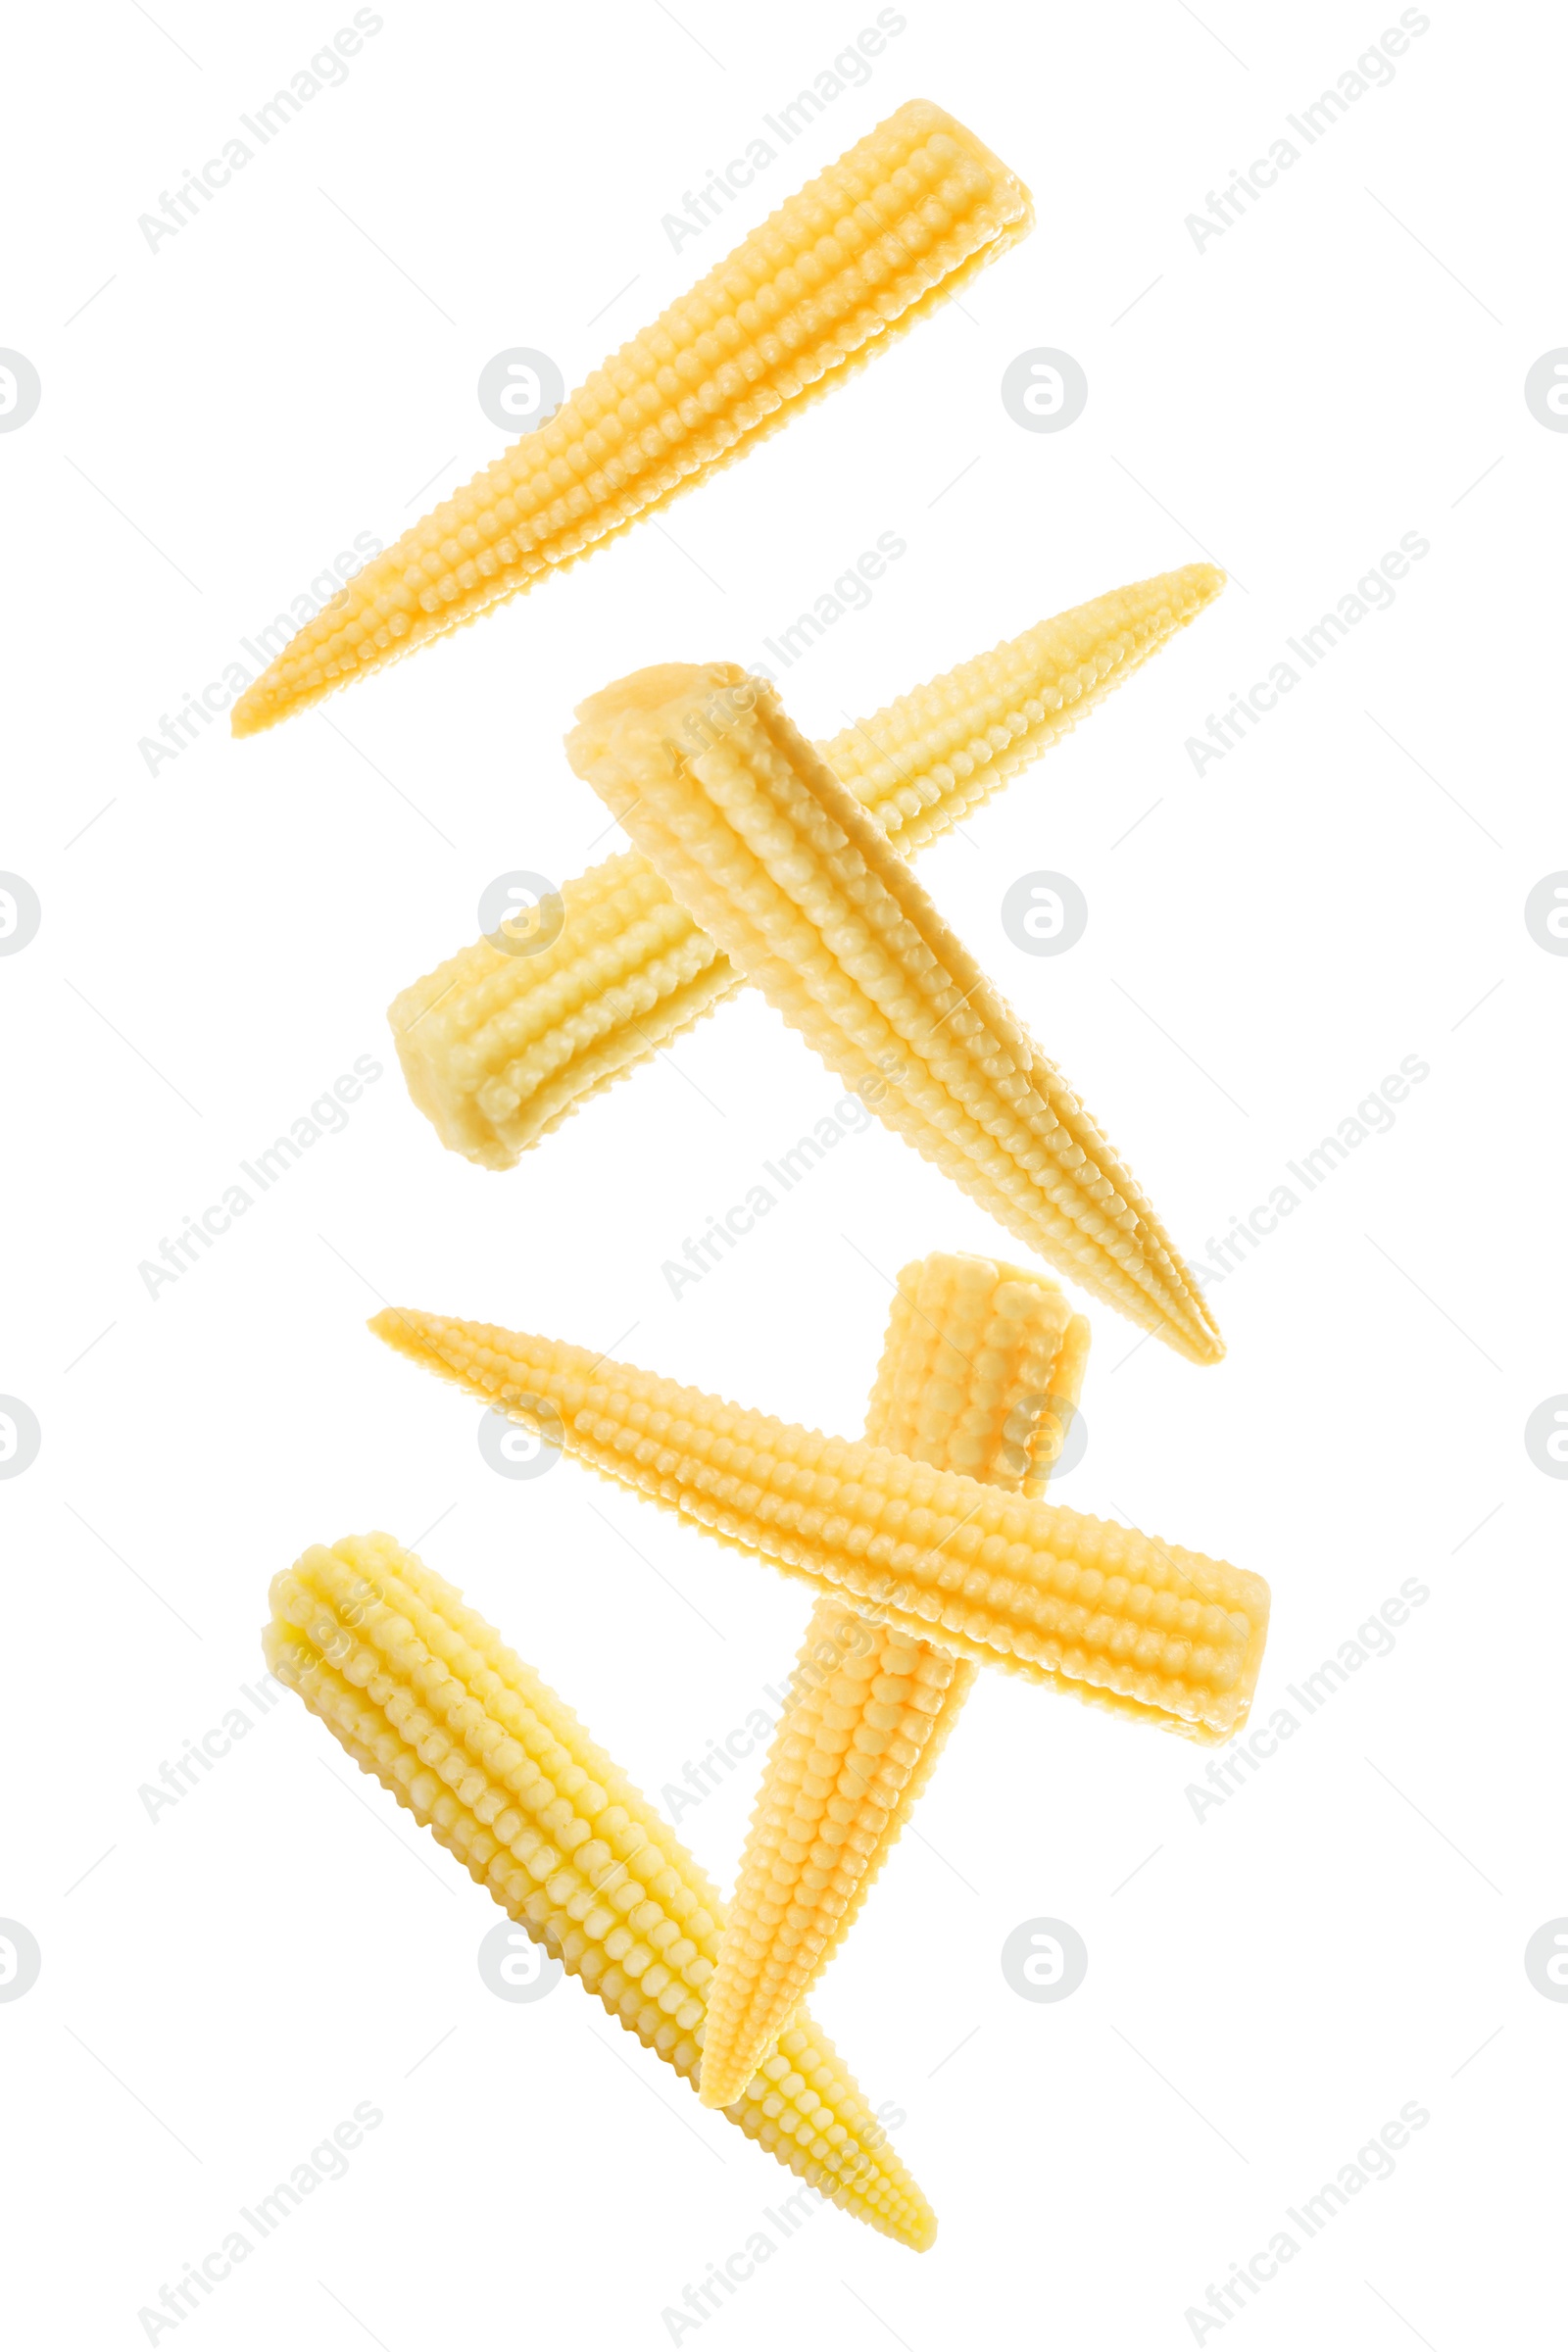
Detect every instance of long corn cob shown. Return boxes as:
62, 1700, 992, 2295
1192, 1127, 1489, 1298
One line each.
565, 665, 1222, 1363
266, 1532, 936, 2246
230, 102, 1031, 737
368, 1309, 1269, 1740
699, 1251, 1088, 2110
392, 567, 1223, 1168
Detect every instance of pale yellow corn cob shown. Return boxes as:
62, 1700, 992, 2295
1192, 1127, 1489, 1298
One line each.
565, 665, 1222, 1363
391, 567, 1223, 1168
699, 1251, 1089, 2109
368, 1309, 1269, 1740
230, 102, 1031, 737
265, 1532, 936, 2247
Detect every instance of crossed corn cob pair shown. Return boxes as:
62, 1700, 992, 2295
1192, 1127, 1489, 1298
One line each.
271, 1245, 1266, 2246
389, 564, 1224, 1184
364, 1266, 1265, 2164
239, 95, 1261, 2242
378, 573, 1229, 1374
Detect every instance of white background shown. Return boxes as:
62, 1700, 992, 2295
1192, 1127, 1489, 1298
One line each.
3, 1, 1563, 2345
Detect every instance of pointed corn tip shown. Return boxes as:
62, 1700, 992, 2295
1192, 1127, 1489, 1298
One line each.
368, 1306, 431, 1354
1186, 1319, 1227, 1366
367, 1306, 445, 1368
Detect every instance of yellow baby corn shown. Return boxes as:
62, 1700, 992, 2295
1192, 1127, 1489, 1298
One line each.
391, 567, 1223, 1168
862, 1250, 1091, 1498
266, 1532, 936, 2247
368, 1309, 1268, 1740
231, 101, 1031, 736
565, 665, 1222, 1363
699, 1251, 1088, 2110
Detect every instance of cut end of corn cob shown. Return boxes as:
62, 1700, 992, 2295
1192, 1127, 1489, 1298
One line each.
266, 1531, 937, 2248
368, 1309, 1268, 1740
564, 662, 1223, 1364
698, 1250, 1088, 2109
865, 1250, 1091, 1498
230, 100, 1031, 737
388, 567, 1225, 1171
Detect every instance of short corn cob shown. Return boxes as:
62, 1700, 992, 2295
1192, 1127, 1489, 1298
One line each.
565, 665, 1222, 1363
391, 567, 1223, 1168
368, 1309, 1269, 1740
230, 101, 1031, 737
266, 1532, 936, 2247
699, 1251, 1088, 2110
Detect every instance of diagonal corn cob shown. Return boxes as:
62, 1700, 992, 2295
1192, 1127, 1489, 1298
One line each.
368, 1308, 1269, 1740
699, 1251, 1089, 2110
565, 664, 1222, 1363
266, 1532, 936, 2247
391, 567, 1223, 1168
230, 101, 1031, 737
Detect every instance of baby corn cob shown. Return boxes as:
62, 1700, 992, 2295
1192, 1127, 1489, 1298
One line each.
565, 665, 1222, 1363
231, 101, 1031, 736
699, 1251, 1088, 2110
368, 1309, 1269, 1740
391, 567, 1223, 1168
266, 1532, 936, 2247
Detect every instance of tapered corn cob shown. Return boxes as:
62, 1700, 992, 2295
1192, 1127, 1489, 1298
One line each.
699, 1251, 1088, 2109
266, 1532, 935, 2247
368, 1308, 1269, 1740
565, 665, 1222, 1363
391, 567, 1223, 1168
230, 101, 1031, 737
